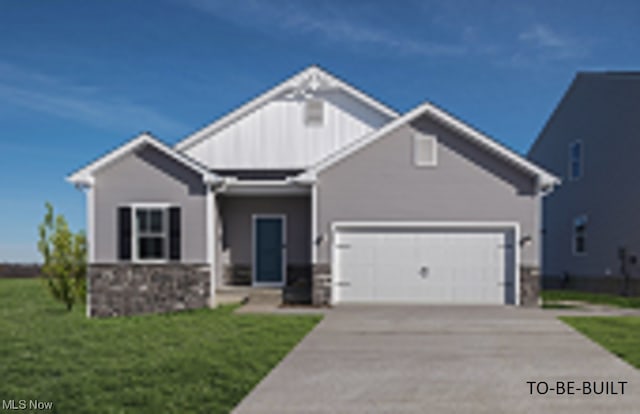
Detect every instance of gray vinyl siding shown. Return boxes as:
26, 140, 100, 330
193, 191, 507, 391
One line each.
218, 196, 311, 267
317, 113, 540, 266
93, 144, 207, 263
529, 73, 640, 277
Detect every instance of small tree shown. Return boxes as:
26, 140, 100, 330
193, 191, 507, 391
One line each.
37, 203, 87, 311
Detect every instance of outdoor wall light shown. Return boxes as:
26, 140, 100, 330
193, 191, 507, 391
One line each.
519, 235, 533, 247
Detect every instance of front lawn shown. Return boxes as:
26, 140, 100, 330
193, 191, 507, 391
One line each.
542, 290, 640, 308
0, 278, 321, 413
561, 316, 640, 369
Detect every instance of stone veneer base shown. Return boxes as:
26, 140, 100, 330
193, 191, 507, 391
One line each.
88, 263, 210, 317
519, 266, 540, 307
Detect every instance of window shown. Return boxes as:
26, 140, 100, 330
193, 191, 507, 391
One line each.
136, 208, 166, 260
117, 205, 181, 262
568, 140, 583, 180
413, 133, 438, 167
304, 99, 324, 126
573, 215, 587, 255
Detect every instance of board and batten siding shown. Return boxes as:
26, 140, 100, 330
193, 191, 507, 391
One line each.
93, 145, 208, 263
316, 114, 541, 267
183, 89, 391, 169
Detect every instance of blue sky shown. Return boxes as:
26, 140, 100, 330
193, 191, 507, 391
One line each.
1, 0, 638, 262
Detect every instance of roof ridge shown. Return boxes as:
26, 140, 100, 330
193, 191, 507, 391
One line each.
173, 65, 399, 151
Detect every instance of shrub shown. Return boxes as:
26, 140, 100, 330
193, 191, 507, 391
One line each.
37, 202, 87, 311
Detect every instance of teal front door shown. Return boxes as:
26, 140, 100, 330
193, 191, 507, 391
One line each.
253, 216, 285, 285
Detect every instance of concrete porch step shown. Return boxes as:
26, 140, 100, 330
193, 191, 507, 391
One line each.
216, 286, 252, 305
215, 286, 284, 306
247, 288, 283, 306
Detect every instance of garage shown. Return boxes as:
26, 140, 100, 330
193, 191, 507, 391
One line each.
331, 222, 519, 305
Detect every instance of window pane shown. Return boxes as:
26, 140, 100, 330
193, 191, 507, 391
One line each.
571, 161, 580, 178
150, 209, 163, 233
571, 142, 581, 159
137, 210, 148, 232
570, 142, 582, 179
139, 237, 164, 259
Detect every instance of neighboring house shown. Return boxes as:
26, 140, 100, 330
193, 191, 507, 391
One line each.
68, 66, 558, 317
529, 72, 640, 295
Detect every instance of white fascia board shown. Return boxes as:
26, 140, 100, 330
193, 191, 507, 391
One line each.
67, 133, 219, 186
219, 177, 311, 196
174, 65, 399, 151
309, 103, 428, 175
310, 101, 560, 191
291, 172, 317, 184
322, 66, 399, 120
419, 103, 560, 188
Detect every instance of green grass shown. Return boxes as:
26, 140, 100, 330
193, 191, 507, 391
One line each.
542, 290, 640, 308
0, 278, 321, 413
561, 316, 640, 369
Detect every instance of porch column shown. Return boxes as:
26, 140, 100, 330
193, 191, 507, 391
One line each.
206, 184, 217, 307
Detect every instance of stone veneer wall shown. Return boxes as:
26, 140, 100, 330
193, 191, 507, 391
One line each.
312, 264, 332, 306
520, 265, 540, 307
88, 263, 210, 317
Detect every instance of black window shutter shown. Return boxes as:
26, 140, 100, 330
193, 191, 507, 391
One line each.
117, 207, 132, 260
169, 207, 181, 261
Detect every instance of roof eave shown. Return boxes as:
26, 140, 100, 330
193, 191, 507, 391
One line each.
67, 133, 220, 188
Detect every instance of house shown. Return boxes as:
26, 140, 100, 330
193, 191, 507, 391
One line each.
528, 72, 640, 295
68, 66, 558, 317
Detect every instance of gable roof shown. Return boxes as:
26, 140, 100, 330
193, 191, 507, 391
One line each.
174, 65, 400, 151
67, 133, 219, 186
302, 101, 560, 190
528, 71, 640, 158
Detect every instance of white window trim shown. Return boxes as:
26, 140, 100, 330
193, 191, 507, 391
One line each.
572, 214, 588, 256
413, 133, 438, 167
568, 140, 583, 181
126, 203, 172, 263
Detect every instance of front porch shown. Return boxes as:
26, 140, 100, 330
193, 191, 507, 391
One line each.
213, 177, 315, 305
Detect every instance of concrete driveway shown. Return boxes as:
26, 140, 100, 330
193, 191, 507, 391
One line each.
234, 306, 640, 413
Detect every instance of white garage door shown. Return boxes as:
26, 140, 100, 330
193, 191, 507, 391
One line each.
332, 223, 517, 305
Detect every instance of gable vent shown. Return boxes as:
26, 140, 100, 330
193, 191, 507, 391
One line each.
304, 99, 324, 126
413, 133, 438, 167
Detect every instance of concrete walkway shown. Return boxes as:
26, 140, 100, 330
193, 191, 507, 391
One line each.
234, 305, 640, 413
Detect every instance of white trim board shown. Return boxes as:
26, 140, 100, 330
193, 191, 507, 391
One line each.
206, 186, 217, 307
252, 214, 287, 287
67, 133, 220, 186
305, 102, 560, 190
330, 221, 521, 306
86, 185, 95, 263
124, 202, 174, 264
174, 65, 399, 151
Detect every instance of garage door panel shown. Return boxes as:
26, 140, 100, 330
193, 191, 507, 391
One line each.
339, 263, 374, 302
334, 225, 516, 305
